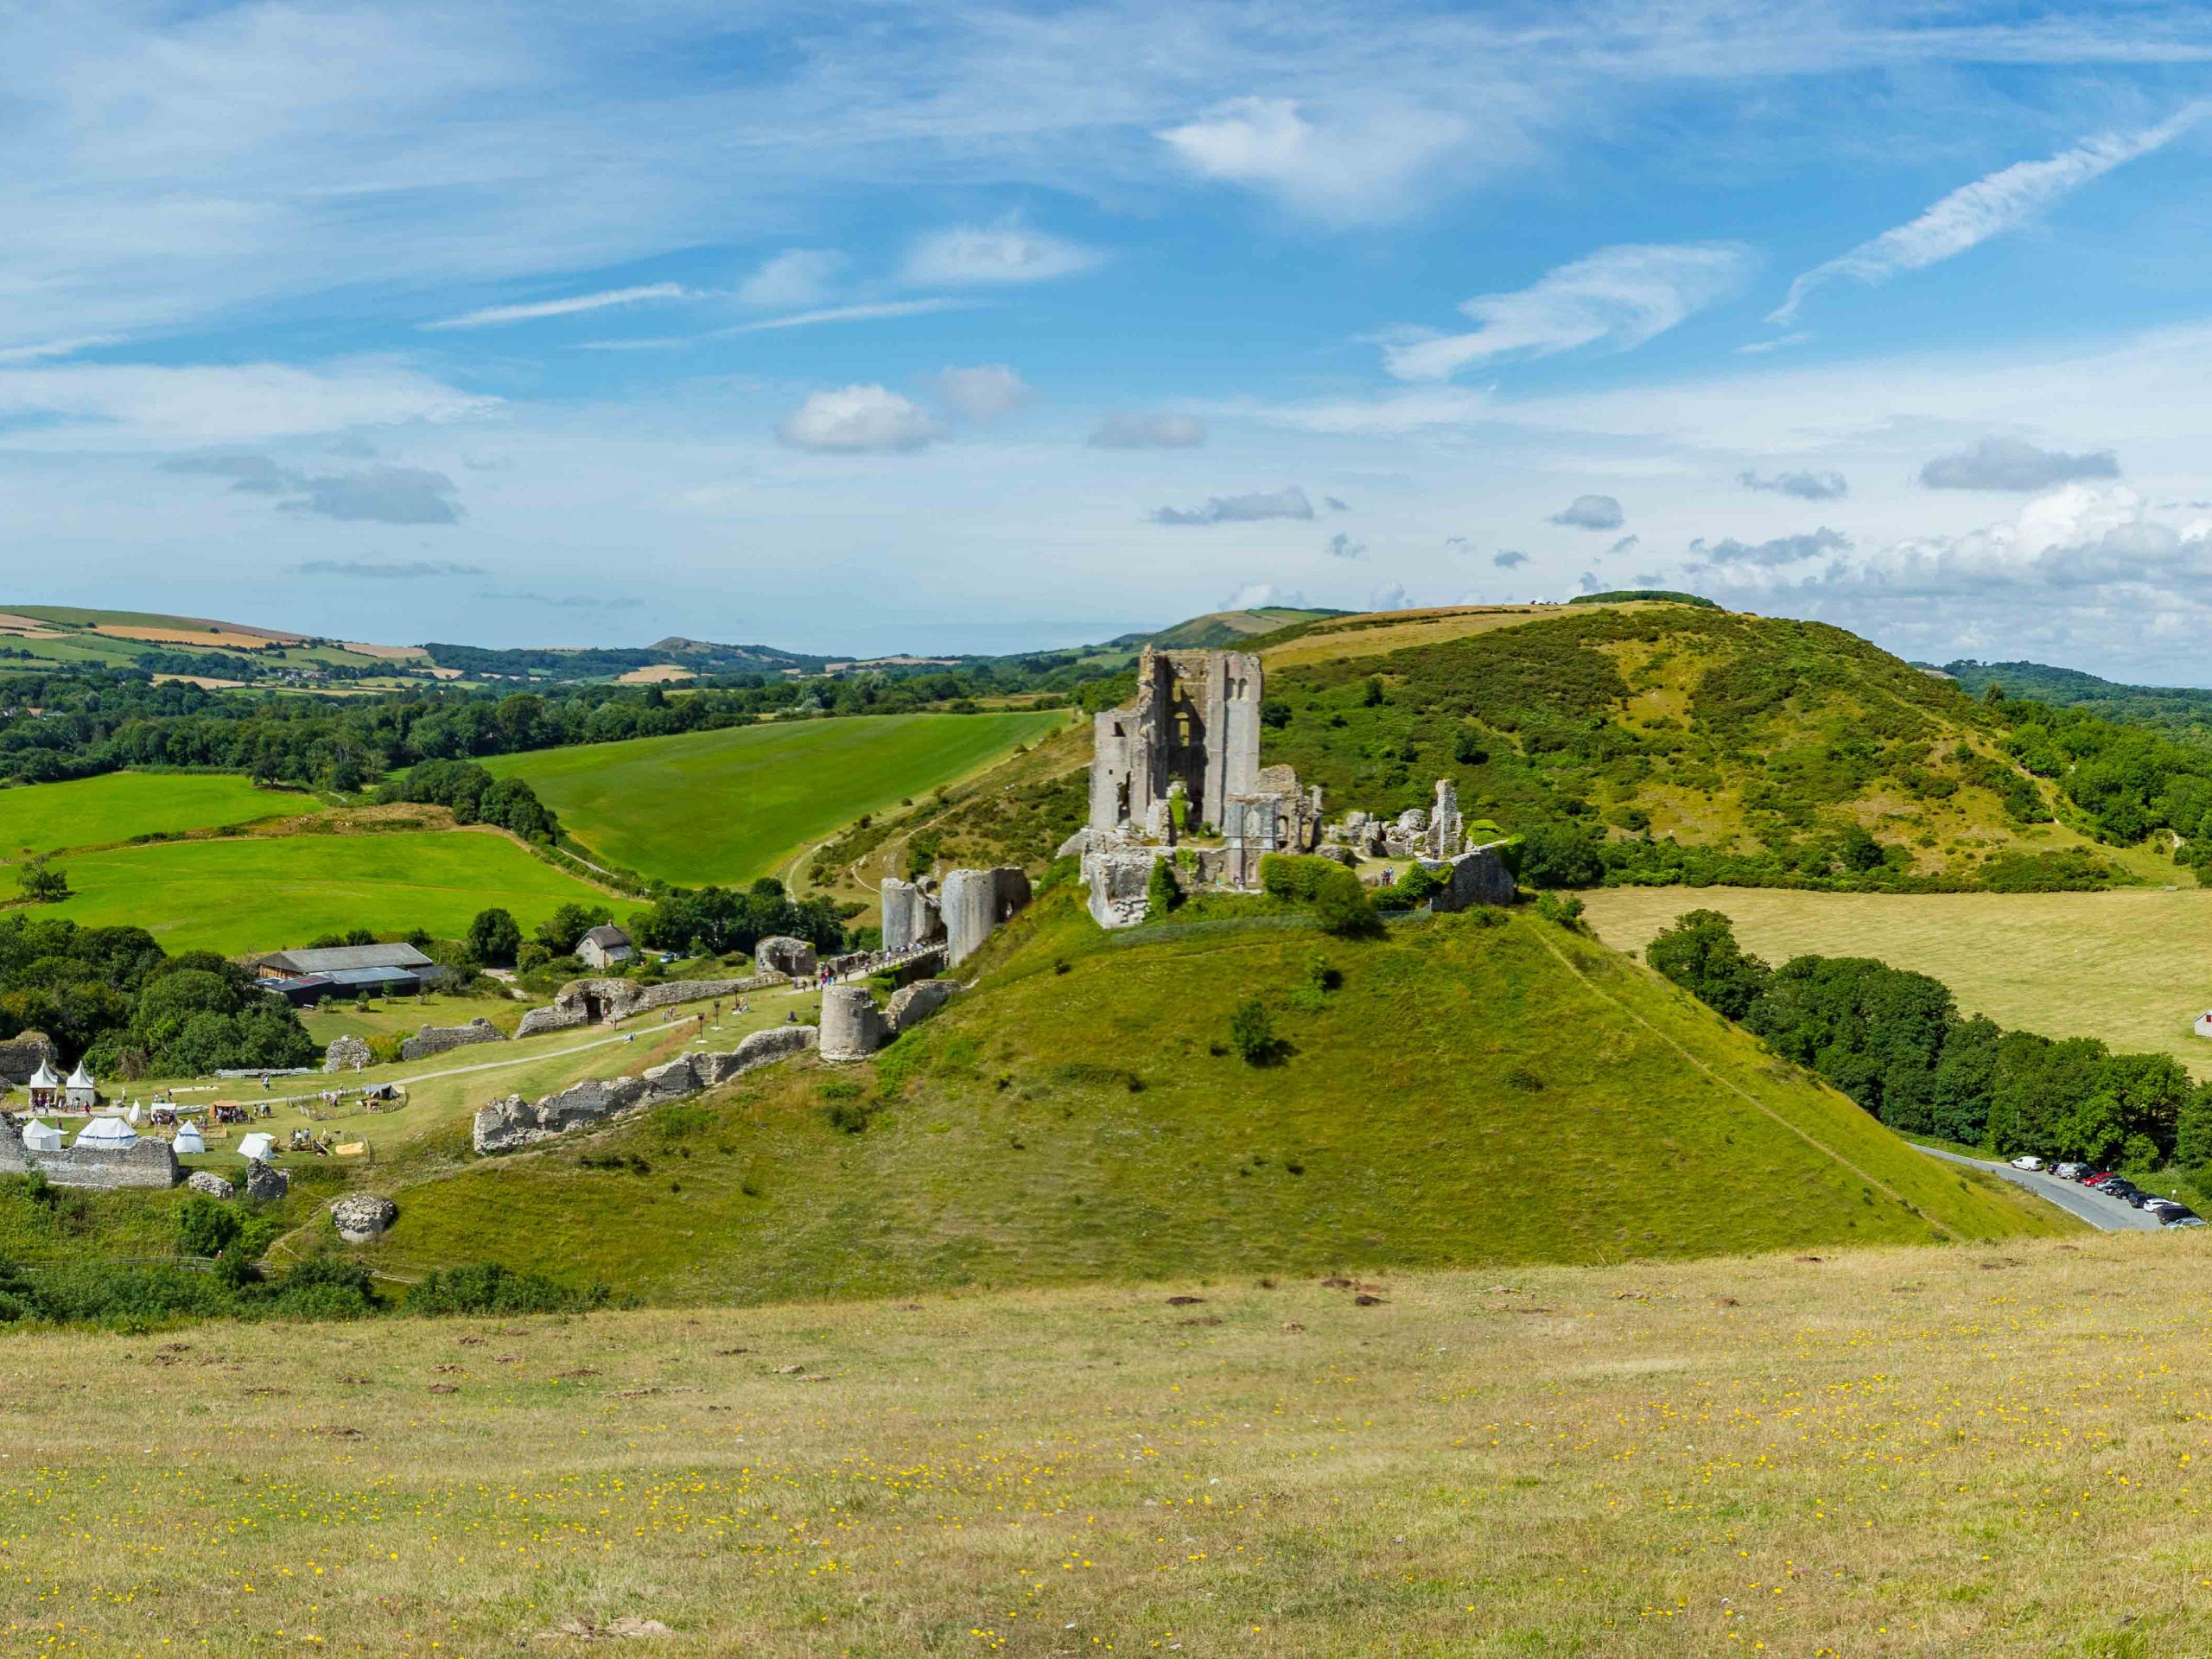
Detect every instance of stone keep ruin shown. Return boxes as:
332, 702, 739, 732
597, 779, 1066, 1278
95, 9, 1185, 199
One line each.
1073, 646, 1325, 927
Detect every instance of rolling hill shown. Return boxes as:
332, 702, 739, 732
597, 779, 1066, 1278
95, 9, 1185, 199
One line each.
482, 709, 1069, 887
1936, 657, 2212, 734
1255, 601, 2131, 887
354, 892, 2059, 1301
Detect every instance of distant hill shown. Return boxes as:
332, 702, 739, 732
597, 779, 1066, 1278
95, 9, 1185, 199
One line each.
1259, 602, 2121, 888
1113, 606, 1349, 651
1934, 658, 2212, 734
359, 894, 2057, 1300
422, 638, 831, 681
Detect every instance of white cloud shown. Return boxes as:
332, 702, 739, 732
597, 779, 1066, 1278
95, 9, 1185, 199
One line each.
1325, 531, 1365, 559
1919, 436, 2119, 491
902, 226, 1098, 286
1370, 580, 1410, 610
423, 283, 695, 330
1088, 413, 1205, 449
736, 250, 843, 308
1385, 244, 1752, 381
0, 336, 122, 365
1740, 467, 1848, 500
1549, 493, 1624, 531
1690, 526, 1851, 567
777, 385, 942, 453
1222, 582, 1308, 611
1158, 96, 1470, 224
931, 365, 1031, 423
1772, 102, 2212, 322
0, 360, 494, 446
1152, 486, 1314, 525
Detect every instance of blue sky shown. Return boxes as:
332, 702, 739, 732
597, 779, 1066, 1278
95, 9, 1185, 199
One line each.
8, 2, 2212, 673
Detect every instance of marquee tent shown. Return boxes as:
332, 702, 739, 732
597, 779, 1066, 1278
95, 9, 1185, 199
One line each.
73, 1116, 137, 1150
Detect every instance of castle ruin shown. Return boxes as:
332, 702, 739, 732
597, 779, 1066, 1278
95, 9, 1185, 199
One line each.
1076, 645, 1322, 925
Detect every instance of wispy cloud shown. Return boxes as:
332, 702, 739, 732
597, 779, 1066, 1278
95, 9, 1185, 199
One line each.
423, 283, 696, 331
1740, 467, 1848, 500
1772, 103, 2212, 322
735, 250, 843, 308
1385, 244, 1752, 381
0, 361, 493, 445
929, 365, 1031, 422
169, 452, 466, 524
1549, 493, 1624, 531
1691, 526, 1852, 566
475, 591, 645, 611
727, 298, 969, 334
902, 226, 1098, 286
0, 335, 121, 365
295, 558, 484, 578
1325, 531, 1365, 559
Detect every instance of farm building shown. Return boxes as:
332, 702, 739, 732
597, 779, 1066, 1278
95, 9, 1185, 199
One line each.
255, 943, 442, 1004
2196, 1011, 2212, 1040
578, 925, 635, 969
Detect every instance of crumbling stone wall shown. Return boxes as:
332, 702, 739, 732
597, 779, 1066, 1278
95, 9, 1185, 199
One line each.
941, 866, 1032, 966
399, 1017, 506, 1063
1090, 646, 1263, 835
1420, 844, 1516, 912
886, 979, 957, 1033
756, 936, 818, 977
323, 1034, 373, 1073
880, 878, 944, 953
1083, 845, 1158, 930
0, 1032, 59, 1085
513, 973, 785, 1038
473, 1026, 818, 1154
0, 1119, 178, 1189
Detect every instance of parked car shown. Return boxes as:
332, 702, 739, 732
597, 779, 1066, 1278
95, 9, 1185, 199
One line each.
2145, 1198, 2185, 1217
2165, 1214, 2208, 1229
2054, 1162, 2088, 1180
2082, 1172, 2118, 1186
2130, 1191, 2164, 1209
2010, 1155, 2045, 1172
2100, 1182, 2141, 1203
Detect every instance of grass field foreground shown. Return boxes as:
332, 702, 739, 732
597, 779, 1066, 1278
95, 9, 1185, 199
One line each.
1583, 885, 2212, 1075
35, 828, 613, 954
10, 1236, 2212, 1655
0, 771, 312, 857
484, 710, 1067, 887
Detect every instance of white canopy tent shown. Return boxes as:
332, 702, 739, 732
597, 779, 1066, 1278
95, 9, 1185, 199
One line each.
64, 1062, 97, 1109
237, 1131, 275, 1161
22, 1119, 62, 1153
73, 1116, 137, 1150
174, 1121, 206, 1154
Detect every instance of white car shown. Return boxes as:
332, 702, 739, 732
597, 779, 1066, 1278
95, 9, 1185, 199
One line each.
2054, 1162, 2088, 1180
2010, 1155, 2045, 1172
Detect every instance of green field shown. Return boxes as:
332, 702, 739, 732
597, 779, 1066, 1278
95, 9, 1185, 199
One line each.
1584, 884, 2212, 1075
0, 770, 311, 857
359, 893, 2057, 1301
33, 829, 613, 954
483, 710, 1067, 886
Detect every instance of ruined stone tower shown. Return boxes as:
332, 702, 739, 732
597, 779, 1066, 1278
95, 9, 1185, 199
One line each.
1089, 645, 1264, 836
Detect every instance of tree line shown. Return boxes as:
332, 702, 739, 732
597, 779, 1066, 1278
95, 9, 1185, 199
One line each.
1647, 909, 2212, 1171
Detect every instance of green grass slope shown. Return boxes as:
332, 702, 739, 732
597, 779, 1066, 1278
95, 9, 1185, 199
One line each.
37, 828, 612, 953
362, 894, 2060, 1302
1141, 605, 1345, 649
0, 771, 312, 856
1262, 602, 2107, 882
483, 709, 1066, 887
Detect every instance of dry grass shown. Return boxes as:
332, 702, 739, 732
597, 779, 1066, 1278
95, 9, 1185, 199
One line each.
1260, 604, 1562, 667
16, 1236, 2212, 1655
615, 664, 697, 684
1584, 885, 2212, 1075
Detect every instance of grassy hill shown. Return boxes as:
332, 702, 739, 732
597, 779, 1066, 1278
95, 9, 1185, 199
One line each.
0, 603, 426, 686
6, 1236, 2200, 1656
354, 893, 2058, 1301
483, 709, 1067, 887
1134, 605, 1346, 649
1937, 657, 2212, 734
1257, 601, 2136, 887
36, 826, 613, 954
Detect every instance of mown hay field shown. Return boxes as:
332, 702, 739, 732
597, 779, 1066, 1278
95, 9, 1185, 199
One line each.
0, 771, 311, 856
35, 829, 613, 954
13, 1236, 2212, 1656
483, 710, 1068, 887
1584, 885, 2212, 1075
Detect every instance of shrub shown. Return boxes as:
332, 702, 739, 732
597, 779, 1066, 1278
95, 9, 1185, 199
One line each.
1533, 891, 1586, 931
1229, 997, 1283, 1065
407, 1262, 607, 1317
1146, 855, 1180, 918
1511, 823, 1605, 888
174, 1193, 242, 1260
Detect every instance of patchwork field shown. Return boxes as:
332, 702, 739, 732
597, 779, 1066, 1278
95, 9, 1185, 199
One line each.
1584, 885, 2212, 1074
0, 770, 311, 856
35, 828, 613, 953
484, 709, 1067, 887
12, 1236, 2212, 1655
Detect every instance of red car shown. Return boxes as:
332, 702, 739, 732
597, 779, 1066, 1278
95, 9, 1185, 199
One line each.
2083, 1172, 2119, 1187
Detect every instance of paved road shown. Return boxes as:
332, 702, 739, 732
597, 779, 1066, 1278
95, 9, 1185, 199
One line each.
1917, 1146, 2166, 1231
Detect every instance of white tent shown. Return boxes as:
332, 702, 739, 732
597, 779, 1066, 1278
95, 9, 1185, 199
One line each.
125, 1102, 142, 1126
73, 1115, 137, 1150
22, 1118, 62, 1153
237, 1131, 275, 1161
174, 1121, 206, 1154
64, 1062, 97, 1109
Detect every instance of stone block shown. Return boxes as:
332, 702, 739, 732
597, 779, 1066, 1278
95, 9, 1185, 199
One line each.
331, 1193, 397, 1243
886, 979, 957, 1033
322, 1034, 373, 1073
186, 1170, 236, 1200
242, 1160, 289, 1203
